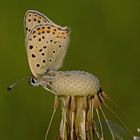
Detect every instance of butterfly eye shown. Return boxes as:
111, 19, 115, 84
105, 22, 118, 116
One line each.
29, 76, 38, 86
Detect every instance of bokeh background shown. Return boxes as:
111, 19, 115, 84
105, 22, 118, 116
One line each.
0, 0, 140, 139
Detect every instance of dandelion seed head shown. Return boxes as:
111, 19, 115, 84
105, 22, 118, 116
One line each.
51, 71, 100, 96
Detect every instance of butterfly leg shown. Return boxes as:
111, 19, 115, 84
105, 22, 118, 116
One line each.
40, 81, 56, 94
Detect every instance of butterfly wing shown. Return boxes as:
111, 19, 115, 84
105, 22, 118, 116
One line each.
24, 10, 63, 41
26, 22, 70, 78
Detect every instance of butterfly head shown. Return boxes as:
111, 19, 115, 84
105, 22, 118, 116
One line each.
29, 75, 39, 87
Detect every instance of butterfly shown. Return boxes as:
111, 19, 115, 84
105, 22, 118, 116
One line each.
24, 10, 70, 80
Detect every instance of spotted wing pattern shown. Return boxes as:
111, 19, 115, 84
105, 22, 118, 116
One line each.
24, 10, 70, 78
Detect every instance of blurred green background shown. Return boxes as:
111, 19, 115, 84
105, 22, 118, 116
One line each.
0, 0, 140, 139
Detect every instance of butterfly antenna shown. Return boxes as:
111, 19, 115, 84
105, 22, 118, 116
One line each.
44, 96, 59, 140
99, 105, 116, 140
103, 102, 133, 136
96, 108, 104, 140
7, 83, 17, 91
7, 77, 28, 91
